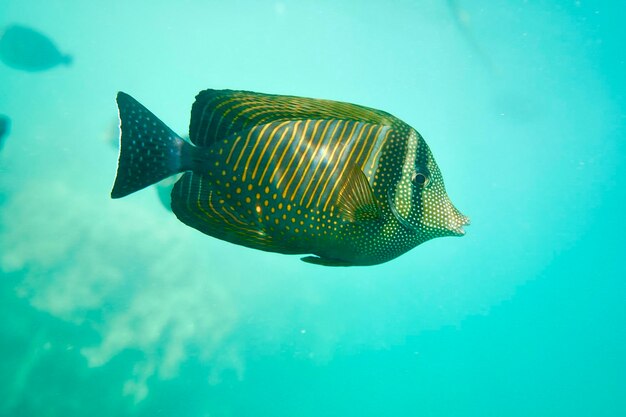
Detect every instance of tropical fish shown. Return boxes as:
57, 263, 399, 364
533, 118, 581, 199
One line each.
0, 25, 71, 72
111, 90, 468, 266
0, 115, 9, 149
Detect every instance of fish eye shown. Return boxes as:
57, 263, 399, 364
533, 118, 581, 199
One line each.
412, 172, 429, 187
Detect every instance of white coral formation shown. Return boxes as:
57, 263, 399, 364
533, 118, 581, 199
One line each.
0, 180, 241, 402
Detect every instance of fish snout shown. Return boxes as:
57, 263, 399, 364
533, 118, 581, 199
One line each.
445, 202, 470, 237
452, 215, 471, 236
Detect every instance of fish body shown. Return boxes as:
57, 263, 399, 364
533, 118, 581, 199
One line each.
111, 90, 468, 266
0, 25, 71, 71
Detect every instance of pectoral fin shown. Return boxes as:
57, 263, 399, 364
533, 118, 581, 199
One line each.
337, 166, 383, 223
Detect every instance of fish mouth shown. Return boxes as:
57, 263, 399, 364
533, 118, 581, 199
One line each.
452, 216, 471, 236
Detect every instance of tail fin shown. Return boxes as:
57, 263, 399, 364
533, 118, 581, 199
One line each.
111, 92, 191, 199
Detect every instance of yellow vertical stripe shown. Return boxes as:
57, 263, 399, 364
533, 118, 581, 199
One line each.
315, 122, 359, 208
305, 120, 351, 207
323, 123, 370, 211
233, 126, 258, 172
297, 120, 337, 205
251, 120, 292, 180
242, 122, 273, 181
225, 135, 242, 165
284, 119, 324, 200
257, 123, 292, 186
269, 120, 302, 183
275, 120, 311, 191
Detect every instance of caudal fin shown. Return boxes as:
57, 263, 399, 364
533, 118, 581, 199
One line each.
111, 92, 190, 199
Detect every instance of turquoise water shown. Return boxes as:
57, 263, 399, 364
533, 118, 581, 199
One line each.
0, 0, 624, 415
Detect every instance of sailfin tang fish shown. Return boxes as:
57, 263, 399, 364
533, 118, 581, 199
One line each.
0, 115, 10, 149
111, 90, 469, 266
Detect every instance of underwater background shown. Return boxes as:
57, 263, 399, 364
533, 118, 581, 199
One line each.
0, 0, 624, 416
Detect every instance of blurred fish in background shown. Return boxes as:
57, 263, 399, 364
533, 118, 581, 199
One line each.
0, 115, 9, 149
0, 24, 72, 71
0, 115, 10, 207
447, 0, 493, 72
447, 0, 538, 123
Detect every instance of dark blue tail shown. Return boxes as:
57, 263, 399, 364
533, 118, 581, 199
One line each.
111, 92, 192, 199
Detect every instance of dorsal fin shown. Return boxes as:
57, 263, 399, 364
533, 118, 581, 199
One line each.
337, 166, 383, 223
189, 89, 397, 148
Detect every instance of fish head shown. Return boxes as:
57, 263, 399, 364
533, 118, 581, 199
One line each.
388, 132, 469, 241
